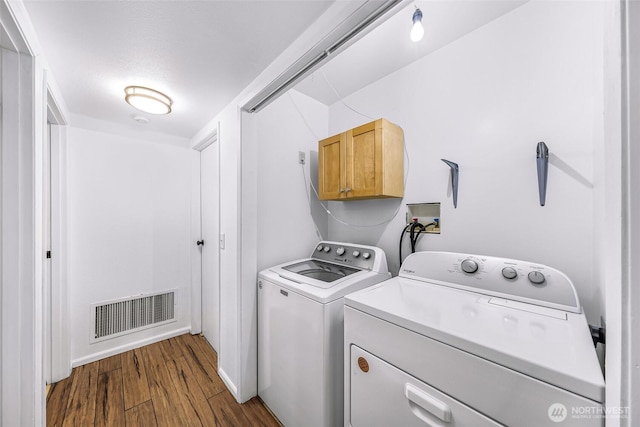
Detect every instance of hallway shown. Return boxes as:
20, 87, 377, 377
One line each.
46, 334, 279, 426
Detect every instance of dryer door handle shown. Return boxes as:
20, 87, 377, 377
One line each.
405, 383, 452, 424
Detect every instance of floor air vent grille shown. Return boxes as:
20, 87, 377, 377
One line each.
92, 291, 176, 343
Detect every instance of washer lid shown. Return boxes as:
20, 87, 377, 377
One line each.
280, 259, 361, 287
260, 267, 390, 303
345, 278, 605, 403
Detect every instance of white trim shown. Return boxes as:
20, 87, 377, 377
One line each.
49, 124, 70, 382
33, 51, 47, 427
620, 0, 640, 423
70, 327, 191, 368
218, 367, 238, 399
192, 124, 219, 152
0, 1, 32, 54
47, 88, 68, 126
237, 111, 258, 403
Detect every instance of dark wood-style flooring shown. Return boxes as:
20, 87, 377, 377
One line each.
46, 333, 280, 426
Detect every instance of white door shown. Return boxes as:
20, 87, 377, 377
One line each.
200, 141, 220, 351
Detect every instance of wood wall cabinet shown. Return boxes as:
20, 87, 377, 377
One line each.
318, 118, 404, 201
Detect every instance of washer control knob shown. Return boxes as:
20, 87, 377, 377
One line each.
461, 259, 479, 274
362, 252, 371, 260
528, 271, 546, 285
502, 267, 518, 280
336, 247, 345, 256
323, 246, 331, 253
352, 250, 361, 258
317, 245, 324, 252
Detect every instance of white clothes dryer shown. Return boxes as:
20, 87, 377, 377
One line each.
344, 251, 605, 427
258, 241, 390, 427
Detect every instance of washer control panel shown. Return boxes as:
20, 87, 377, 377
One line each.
400, 251, 580, 313
314, 242, 377, 270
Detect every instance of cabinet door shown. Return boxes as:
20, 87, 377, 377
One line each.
318, 133, 346, 200
346, 121, 381, 198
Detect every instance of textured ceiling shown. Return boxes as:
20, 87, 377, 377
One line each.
23, 0, 334, 139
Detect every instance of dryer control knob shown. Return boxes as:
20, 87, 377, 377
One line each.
362, 252, 371, 260
528, 271, 546, 285
323, 246, 331, 253
336, 247, 345, 256
352, 251, 361, 258
502, 267, 518, 280
316, 245, 324, 252
461, 259, 479, 274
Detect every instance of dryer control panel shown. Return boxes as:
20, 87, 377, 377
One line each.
399, 251, 580, 313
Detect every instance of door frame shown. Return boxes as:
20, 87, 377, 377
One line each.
47, 85, 70, 383
190, 122, 221, 338
618, 0, 640, 422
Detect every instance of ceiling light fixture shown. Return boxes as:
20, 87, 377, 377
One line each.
410, 7, 424, 42
124, 86, 173, 114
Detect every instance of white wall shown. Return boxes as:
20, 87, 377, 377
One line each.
256, 90, 329, 272
214, 104, 242, 393
67, 126, 192, 365
325, 1, 606, 324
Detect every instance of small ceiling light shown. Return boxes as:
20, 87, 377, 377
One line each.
410, 7, 424, 42
132, 115, 150, 124
124, 86, 172, 114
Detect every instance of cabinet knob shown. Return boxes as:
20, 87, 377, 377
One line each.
339, 189, 345, 193
346, 188, 351, 192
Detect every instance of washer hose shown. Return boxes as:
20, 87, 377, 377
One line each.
399, 221, 437, 267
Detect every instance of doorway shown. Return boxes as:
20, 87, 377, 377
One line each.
193, 126, 221, 352
44, 122, 52, 384
44, 94, 69, 385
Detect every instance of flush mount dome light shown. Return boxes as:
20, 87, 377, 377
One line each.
124, 86, 172, 114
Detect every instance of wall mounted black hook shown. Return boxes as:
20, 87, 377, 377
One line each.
441, 159, 459, 208
536, 142, 549, 206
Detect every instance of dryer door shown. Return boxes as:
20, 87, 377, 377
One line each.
349, 345, 502, 427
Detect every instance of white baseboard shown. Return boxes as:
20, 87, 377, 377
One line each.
218, 367, 239, 400
70, 326, 191, 368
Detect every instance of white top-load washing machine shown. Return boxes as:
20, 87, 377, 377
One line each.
258, 241, 390, 427
344, 251, 605, 427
